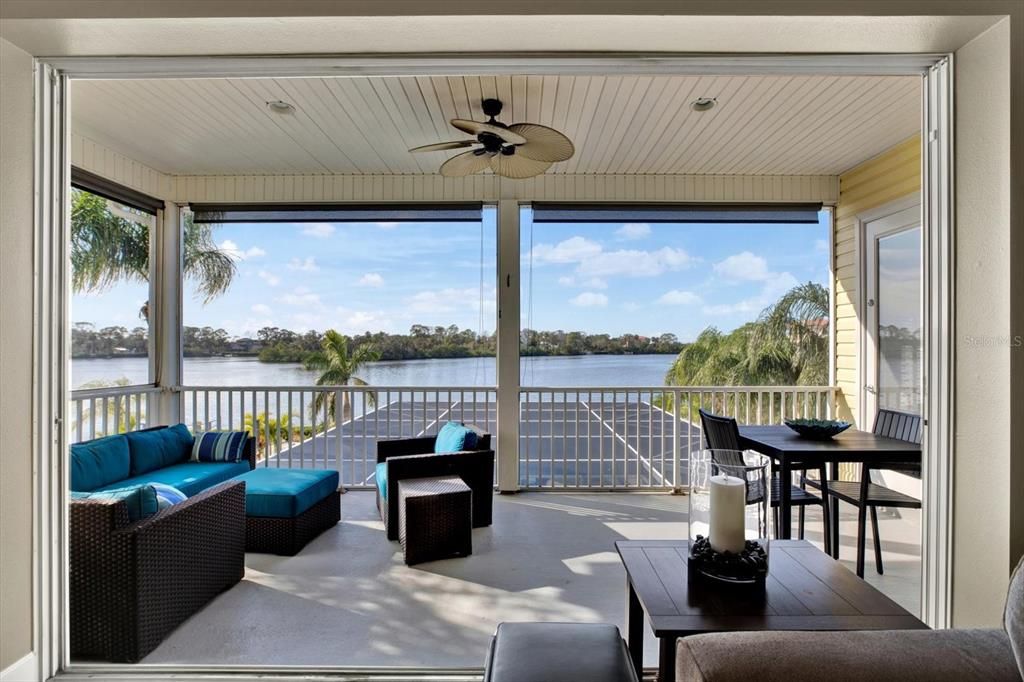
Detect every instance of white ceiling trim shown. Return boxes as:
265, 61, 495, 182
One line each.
52, 53, 944, 80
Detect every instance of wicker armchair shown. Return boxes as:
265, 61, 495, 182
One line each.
376, 428, 494, 541
69, 479, 247, 662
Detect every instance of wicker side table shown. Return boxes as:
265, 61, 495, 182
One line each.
398, 476, 473, 565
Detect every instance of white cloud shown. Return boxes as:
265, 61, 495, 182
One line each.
330, 307, 397, 333
657, 290, 702, 305
529, 235, 691, 281
621, 302, 641, 312
557, 275, 608, 289
276, 286, 321, 307
578, 246, 692, 278
531, 236, 603, 263
569, 292, 609, 307
713, 251, 770, 282
257, 270, 280, 287
815, 239, 829, 253
302, 223, 335, 238
218, 239, 265, 261
375, 222, 399, 230
357, 273, 384, 288
406, 286, 496, 315
703, 272, 799, 316
287, 256, 319, 272
250, 303, 272, 315
615, 223, 651, 240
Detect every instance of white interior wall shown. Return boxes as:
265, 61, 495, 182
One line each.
951, 17, 1014, 628
0, 37, 37, 676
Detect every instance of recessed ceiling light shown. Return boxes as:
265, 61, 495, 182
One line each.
266, 100, 295, 114
691, 97, 717, 112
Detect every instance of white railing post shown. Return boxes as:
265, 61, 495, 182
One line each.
496, 200, 520, 492
673, 389, 682, 492
335, 387, 344, 482
153, 202, 182, 426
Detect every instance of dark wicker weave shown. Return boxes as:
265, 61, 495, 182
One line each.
69, 479, 247, 663
245, 488, 341, 555
398, 476, 473, 565
376, 428, 493, 541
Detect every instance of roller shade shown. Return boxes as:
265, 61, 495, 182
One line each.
71, 166, 164, 215
190, 202, 484, 224
530, 203, 822, 224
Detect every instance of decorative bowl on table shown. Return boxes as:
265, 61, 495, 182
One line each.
783, 418, 852, 440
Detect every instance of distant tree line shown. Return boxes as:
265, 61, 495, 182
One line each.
71, 322, 686, 362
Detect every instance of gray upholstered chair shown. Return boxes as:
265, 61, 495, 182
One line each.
675, 554, 1024, 681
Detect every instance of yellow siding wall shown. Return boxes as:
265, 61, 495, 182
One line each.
834, 135, 920, 426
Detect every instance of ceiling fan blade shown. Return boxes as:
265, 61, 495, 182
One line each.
450, 119, 527, 145
439, 150, 496, 177
508, 123, 575, 162
408, 140, 477, 153
489, 154, 553, 179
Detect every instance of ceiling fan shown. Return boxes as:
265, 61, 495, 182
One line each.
408, 98, 574, 179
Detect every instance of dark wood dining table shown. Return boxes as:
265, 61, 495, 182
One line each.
737, 425, 922, 545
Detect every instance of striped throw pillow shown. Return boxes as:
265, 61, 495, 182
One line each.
191, 431, 249, 463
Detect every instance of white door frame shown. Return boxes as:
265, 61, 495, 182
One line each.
32, 52, 955, 680
857, 194, 922, 422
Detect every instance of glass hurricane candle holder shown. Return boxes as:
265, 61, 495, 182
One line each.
688, 449, 771, 586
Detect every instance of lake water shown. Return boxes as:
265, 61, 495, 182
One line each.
71, 353, 677, 389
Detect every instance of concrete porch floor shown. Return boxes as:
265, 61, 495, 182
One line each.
138, 490, 920, 668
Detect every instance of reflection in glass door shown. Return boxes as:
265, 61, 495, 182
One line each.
865, 205, 921, 418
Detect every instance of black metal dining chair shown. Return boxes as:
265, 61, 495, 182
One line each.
698, 409, 831, 549
822, 408, 922, 577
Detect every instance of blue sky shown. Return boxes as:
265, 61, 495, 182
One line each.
71, 209, 830, 342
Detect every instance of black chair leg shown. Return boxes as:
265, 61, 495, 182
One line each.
830, 498, 841, 559
773, 507, 780, 540
798, 506, 806, 539
870, 506, 884, 575
818, 466, 831, 555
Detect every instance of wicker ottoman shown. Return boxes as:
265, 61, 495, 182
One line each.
234, 468, 341, 555
398, 476, 473, 565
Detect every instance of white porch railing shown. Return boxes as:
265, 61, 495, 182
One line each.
69, 384, 836, 491
68, 384, 161, 442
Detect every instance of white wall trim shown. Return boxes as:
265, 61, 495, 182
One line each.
47, 53, 944, 80
0, 652, 38, 682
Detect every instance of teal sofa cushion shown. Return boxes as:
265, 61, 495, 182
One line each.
95, 460, 250, 498
375, 462, 388, 499
71, 484, 158, 522
234, 468, 339, 518
435, 421, 477, 453
70, 434, 131, 492
126, 424, 194, 476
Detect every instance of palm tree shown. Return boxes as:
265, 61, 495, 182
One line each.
304, 330, 381, 423
751, 282, 830, 386
71, 189, 236, 313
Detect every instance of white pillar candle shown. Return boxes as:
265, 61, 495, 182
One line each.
709, 474, 746, 554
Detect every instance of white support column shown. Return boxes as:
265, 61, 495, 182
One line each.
153, 202, 183, 424
496, 200, 520, 492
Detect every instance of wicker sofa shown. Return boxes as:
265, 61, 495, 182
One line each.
69, 425, 255, 662
375, 427, 494, 541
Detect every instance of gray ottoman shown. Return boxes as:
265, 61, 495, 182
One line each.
484, 622, 639, 682
398, 476, 472, 565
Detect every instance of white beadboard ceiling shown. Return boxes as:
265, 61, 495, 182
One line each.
71, 74, 920, 178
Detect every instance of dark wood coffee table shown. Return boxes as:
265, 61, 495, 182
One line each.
616, 539, 927, 682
